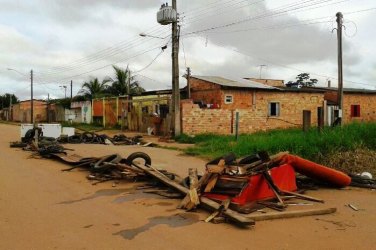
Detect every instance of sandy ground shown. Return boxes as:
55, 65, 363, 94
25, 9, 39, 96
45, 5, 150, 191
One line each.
1, 123, 376, 250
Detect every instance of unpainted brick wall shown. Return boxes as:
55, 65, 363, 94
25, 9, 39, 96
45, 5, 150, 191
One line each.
182, 91, 325, 135
190, 78, 222, 107
343, 93, 376, 122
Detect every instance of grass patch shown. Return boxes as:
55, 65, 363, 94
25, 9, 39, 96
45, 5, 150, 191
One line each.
175, 122, 376, 162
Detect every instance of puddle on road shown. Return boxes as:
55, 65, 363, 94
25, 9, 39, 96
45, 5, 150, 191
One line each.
58, 188, 135, 205
113, 213, 199, 240
112, 190, 166, 204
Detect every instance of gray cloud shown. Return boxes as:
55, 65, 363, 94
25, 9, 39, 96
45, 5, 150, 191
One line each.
183, 1, 359, 66
1, 0, 375, 100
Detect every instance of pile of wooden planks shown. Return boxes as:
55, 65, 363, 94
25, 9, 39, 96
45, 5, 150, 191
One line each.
26, 146, 338, 227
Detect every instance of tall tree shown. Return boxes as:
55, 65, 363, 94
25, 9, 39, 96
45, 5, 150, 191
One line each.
0, 93, 19, 109
79, 77, 111, 99
286, 73, 318, 88
109, 65, 145, 96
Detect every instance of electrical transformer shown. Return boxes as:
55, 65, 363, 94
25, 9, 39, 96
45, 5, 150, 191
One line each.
157, 3, 177, 25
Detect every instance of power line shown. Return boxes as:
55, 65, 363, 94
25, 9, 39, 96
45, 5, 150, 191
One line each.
39, 26, 170, 73
35, 0, 253, 77
182, 0, 265, 26
36, 1, 247, 76
134, 49, 166, 74
191, 34, 375, 88
34, 43, 169, 86
37, 33, 171, 76
182, 0, 345, 36
181, 37, 188, 68
30, 1, 376, 90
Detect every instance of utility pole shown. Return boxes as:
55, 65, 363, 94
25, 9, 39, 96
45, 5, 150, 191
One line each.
70, 80, 73, 100
172, 0, 181, 136
47, 93, 50, 123
9, 94, 12, 121
31, 69, 34, 125
186, 67, 191, 99
127, 71, 131, 112
336, 12, 344, 125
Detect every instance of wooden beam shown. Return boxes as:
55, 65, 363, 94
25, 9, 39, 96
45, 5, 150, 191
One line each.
246, 207, 336, 221
130, 161, 254, 226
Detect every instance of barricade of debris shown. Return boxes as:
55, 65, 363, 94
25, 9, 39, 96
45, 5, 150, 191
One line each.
11, 127, 144, 146
9, 128, 376, 227
58, 132, 143, 145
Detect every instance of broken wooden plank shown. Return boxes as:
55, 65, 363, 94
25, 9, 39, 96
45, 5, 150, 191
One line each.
204, 174, 219, 193
205, 211, 220, 223
189, 189, 200, 205
348, 204, 359, 211
129, 161, 254, 226
188, 168, 199, 188
243, 151, 289, 172
178, 194, 191, 209
206, 164, 226, 174
179, 168, 200, 210
246, 207, 337, 221
283, 191, 324, 203
205, 198, 231, 223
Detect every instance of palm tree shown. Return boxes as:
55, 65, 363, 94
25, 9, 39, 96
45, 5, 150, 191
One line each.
79, 77, 111, 99
109, 65, 145, 96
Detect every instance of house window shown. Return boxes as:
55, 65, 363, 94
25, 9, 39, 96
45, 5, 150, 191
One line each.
351, 105, 360, 117
225, 95, 233, 104
268, 102, 280, 117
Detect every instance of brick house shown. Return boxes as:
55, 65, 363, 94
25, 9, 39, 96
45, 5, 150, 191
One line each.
11, 100, 47, 123
315, 87, 376, 124
182, 76, 376, 135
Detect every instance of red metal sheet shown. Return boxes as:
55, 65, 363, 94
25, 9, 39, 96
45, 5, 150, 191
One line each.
203, 164, 297, 205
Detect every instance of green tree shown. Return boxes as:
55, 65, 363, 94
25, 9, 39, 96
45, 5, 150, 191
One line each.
0, 93, 19, 109
109, 65, 145, 96
286, 73, 318, 88
79, 77, 111, 100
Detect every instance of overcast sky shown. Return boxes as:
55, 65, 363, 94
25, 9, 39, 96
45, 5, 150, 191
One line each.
1, 0, 375, 100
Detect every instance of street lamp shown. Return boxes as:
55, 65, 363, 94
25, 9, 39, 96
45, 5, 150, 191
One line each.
59, 85, 67, 98
7, 68, 34, 125
139, 32, 165, 39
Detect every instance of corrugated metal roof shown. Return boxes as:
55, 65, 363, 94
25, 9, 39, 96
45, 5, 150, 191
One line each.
305, 86, 376, 94
192, 75, 279, 90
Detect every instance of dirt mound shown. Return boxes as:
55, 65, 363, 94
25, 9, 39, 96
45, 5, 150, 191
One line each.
320, 148, 376, 176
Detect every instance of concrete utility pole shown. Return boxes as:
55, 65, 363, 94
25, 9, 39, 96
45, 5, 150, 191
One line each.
172, 0, 181, 136
31, 69, 34, 125
186, 67, 191, 99
127, 72, 131, 112
336, 12, 344, 125
47, 93, 50, 123
70, 80, 73, 100
9, 94, 12, 121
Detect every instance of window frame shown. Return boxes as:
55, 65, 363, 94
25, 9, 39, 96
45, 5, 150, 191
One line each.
268, 102, 280, 117
224, 95, 233, 104
350, 104, 360, 117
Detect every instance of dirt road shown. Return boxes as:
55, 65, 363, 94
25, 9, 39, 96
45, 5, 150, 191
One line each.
1, 123, 375, 249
